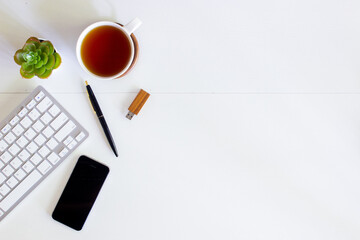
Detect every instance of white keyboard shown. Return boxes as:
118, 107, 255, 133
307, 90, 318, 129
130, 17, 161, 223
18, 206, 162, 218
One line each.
0, 86, 88, 221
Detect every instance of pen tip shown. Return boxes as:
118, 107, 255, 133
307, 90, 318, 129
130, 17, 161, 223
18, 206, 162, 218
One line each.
85, 81, 88, 86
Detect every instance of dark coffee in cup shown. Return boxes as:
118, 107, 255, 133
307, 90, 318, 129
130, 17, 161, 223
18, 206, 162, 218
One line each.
80, 26, 132, 77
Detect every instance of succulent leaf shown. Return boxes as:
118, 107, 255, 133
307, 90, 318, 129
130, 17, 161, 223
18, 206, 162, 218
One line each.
39, 45, 49, 55
45, 54, 55, 70
38, 69, 52, 79
20, 67, 35, 78
35, 66, 46, 76
41, 52, 48, 65
22, 62, 34, 73
26, 37, 40, 43
35, 60, 44, 69
26, 37, 41, 49
26, 37, 40, 44
14, 50, 25, 65
31, 42, 40, 49
41, 41, 54, 54
23, 43, 36, 52
54, 52, 61, 69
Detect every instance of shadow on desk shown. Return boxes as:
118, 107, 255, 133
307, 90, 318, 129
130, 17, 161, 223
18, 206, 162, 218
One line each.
33, 0, 115, 54
0, 8, 39, 50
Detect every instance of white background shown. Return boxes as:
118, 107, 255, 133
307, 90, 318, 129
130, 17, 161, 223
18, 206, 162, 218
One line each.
0, 0, 360, 239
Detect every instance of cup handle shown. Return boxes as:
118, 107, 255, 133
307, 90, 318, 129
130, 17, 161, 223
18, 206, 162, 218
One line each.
123, 18, 142, 34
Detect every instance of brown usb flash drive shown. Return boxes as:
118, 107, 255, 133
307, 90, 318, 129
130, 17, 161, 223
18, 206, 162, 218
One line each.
126, 89, 150, 120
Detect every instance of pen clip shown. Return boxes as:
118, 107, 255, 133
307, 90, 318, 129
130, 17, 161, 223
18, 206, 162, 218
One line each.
85, 81, 97, 114
87, 93, 97, 114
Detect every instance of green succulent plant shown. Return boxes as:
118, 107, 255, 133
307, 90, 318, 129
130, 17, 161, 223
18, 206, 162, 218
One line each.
14, 37, 61, 79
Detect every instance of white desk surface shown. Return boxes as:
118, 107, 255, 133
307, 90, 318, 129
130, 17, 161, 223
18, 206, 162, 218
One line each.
0, 0, 360, 239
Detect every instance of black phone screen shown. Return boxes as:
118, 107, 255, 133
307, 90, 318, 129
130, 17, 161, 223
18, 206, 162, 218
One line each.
52, 155, 109, 231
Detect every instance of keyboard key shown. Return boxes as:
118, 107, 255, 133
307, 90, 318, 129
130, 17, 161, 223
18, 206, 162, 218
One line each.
0, 173, 6, 184
2, 165, 14, 177
33, 120, 45, 132
18, 108, 28, 118
0, 140, 8, 152
43, 126, 54, 138
10, 116, 19, 126
37, 97, 53, 113
22, 162, 34, 173
12, 124, 24, 136
30, 153, 42, 166
4, 132, 16, 144
67, 140, 77, 150
59, 148, 68, 158
0, 184, 10, 196
51, 113, 68, 131
24, 128, 36, 140
28, 109, 40, 121
55, 121, 76, 142
16, 136, 28, 148
0, 210, 3, 217
0, 152, 12, 164
47, 152, 60, 165
18, 149, 30, 161
6, 176, 18, 189
34, 134, 46, 146
10, 158, 22, 169
26, 142, 39, 154
46, 138, 58, 150
26, 99, 36, 109
40, 112, 53, 125
0, 161, 3, 169
37, 160, 52, 175
48, 105, 60, 117
1, 124, 11, 134
20, 116, 32, 129
8, 144, 20, 156
38, 146, 50, 158
0, 170, 42, 211
75, 132, 86, 142
14, 169, 26, 181
63, 136, 73, 146
35, 91, 45, 101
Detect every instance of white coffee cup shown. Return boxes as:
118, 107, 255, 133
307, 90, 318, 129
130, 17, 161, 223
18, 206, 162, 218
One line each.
76, 18, 142, 80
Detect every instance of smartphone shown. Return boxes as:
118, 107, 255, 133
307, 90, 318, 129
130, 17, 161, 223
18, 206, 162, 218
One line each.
52, 155, 109, 231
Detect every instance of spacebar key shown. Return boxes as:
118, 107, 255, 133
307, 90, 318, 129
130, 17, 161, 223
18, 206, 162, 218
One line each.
0, 170, 42, 212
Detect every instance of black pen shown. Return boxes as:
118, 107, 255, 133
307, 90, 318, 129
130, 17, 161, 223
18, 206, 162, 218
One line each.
85, 81, 118, 157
